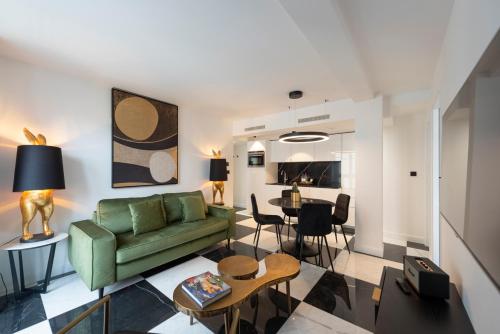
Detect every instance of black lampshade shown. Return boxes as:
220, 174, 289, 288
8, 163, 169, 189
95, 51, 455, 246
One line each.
209, 158, 227, 181
13, 145, 65, 192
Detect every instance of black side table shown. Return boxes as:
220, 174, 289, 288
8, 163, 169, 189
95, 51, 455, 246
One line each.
1, 232, 68, 299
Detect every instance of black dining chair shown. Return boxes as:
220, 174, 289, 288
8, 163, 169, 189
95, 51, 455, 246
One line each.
332, 193, 351, 253
296, 203, 334, 269
281, 189, 298, 240
251, 194, 284, 251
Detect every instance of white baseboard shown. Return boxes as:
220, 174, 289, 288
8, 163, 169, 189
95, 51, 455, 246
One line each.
233, 202, 246, 209
354, 244, 384, 257
383, 230, 427, 246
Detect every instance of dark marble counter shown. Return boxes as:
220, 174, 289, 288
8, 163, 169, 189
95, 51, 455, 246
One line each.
265, 182, 340, 189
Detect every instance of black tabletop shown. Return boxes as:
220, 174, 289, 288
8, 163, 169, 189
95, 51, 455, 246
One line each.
268, 197, 335, 210
376, 267, 474, 334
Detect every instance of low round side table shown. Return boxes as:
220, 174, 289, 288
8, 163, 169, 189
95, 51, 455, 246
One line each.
217, 255, 259, 280
0, 232, 68, 300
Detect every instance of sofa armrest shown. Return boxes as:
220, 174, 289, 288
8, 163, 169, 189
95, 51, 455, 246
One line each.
68, 220, 116, 291
208, 205, 236, 238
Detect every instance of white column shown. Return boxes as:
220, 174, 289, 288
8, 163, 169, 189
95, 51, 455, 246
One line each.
354, 97, 384, 257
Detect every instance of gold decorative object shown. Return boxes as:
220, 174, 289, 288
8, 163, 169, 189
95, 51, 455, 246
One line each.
13, 128, 65, 243
20, 189, 54, 241
212, 181, 225, 205
291, 182, 301, 203
210, 150, 227, 205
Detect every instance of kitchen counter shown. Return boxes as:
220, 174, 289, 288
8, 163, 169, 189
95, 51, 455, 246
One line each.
265, 182, 340, 189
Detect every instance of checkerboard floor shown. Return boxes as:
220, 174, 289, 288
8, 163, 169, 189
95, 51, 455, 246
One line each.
1, 213, 428, 334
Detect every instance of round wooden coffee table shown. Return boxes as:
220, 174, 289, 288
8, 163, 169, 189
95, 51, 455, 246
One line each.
218, 255, 259, 280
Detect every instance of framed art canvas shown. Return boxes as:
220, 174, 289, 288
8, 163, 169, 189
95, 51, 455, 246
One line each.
112, 88, 178, 188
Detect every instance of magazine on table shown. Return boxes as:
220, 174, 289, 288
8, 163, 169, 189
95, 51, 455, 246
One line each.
181, 271, 232, 308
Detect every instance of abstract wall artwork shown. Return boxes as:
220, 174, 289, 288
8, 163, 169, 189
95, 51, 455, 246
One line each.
112, 88, 178, 188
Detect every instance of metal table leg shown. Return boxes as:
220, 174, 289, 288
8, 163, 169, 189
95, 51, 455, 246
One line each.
286, 281, 291, 315
19, 251, 25, 290
42, 244, 57, 293
8, 250, 21, 299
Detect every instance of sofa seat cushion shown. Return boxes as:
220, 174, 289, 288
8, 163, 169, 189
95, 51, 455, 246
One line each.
115, 216, 228, 264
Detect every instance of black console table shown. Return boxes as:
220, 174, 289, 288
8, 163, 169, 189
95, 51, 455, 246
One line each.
375, 267, 475, 334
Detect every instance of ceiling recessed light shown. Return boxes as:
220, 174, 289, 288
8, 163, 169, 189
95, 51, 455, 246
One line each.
289, 90, 303, 99
278, 131, 329, 143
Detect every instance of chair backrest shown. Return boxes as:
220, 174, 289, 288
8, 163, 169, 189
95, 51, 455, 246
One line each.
281, 189, 297, 216
250, 193, 259, 221
298, 203, 332, 236
333, 193, 350, 224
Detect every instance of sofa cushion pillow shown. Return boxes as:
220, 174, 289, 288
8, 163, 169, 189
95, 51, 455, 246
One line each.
96, 194, 161, 234
162, 190, 208, 223
129, 197, 166, 236
179, 195, 206, 223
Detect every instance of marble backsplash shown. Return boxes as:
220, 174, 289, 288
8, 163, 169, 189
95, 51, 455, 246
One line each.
277, 161, 341, 188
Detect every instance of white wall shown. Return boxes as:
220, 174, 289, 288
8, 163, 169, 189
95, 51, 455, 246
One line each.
0, 56, 234, 293
432, 0, 500, 332
232, 141, 248, 208
383, 111, 428, 245
440, 218, 498, 334
354, 97, 384, 257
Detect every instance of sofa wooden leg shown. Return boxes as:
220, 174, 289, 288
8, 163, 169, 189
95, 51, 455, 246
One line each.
99, 288, 104, 299
227, 238, 231, 250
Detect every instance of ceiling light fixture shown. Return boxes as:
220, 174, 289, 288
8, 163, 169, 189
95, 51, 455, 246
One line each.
279, 91, 330, 144
278, 131, 329, 143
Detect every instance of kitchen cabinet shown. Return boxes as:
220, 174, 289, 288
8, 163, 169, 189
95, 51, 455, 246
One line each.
269, 133, 354, 162
270, 141, 292, 162
314, 135, 341, 161
290, 142, 315, 162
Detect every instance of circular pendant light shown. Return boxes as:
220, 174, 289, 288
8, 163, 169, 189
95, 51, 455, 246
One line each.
279, 91, 330, 144
278, 131, 329, 143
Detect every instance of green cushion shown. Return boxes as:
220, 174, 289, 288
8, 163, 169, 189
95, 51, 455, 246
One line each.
115, 216, 229, 264
96, 194, 161, 234
179, 196, 206, 223
162, 190, 208, 223
129, 198, 166, 236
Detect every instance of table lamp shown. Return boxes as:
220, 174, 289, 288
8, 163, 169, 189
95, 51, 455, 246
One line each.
210, 150, 228, 205
12, 129, 65, 243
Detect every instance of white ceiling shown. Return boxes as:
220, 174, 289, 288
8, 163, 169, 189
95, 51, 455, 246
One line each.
0, 0, 454, 119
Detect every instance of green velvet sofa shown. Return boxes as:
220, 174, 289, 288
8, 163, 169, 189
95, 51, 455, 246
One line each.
68, 190, 235, 296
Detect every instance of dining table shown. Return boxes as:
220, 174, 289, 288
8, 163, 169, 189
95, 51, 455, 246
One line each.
268, 197, 335, 259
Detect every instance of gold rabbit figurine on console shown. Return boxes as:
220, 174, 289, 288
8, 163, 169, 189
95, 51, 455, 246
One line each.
17, 128, 56, 242
211, 149, 225, 205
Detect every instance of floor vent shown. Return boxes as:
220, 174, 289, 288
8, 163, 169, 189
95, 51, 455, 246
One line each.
244, 125, 266, 132
297, 114, 330, 123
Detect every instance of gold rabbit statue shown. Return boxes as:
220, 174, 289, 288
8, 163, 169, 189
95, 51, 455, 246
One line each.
211, 149, 225, 205
20, 128, 54, 242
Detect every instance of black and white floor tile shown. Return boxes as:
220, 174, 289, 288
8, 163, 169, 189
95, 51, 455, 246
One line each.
1, 214, 429, 334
